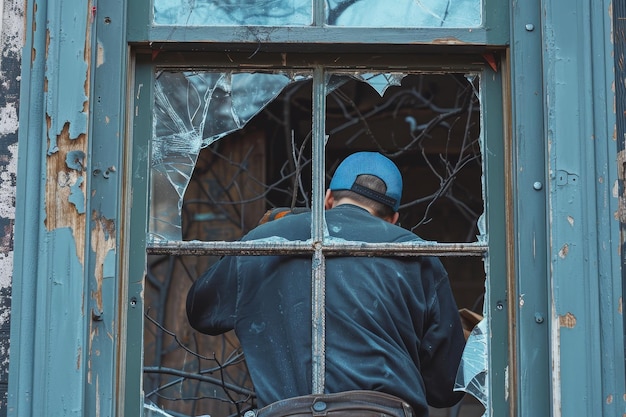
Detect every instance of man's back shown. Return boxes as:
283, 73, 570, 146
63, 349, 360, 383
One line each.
187, 204, 465, 415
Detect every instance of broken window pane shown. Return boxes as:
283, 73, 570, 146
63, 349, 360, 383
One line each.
326, 0, 481, 27
455, 318, 489, 416
326, 72, 483, 242
154, 0, 312, 26
150, 71, 311, 242
145, 70, 487, 417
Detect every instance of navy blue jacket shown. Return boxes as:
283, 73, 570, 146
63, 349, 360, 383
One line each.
186, 204, 465, 415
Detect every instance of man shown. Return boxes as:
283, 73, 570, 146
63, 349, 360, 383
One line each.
186, 152, 466, 416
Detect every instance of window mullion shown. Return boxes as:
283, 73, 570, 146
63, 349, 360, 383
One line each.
311, 66, 327, 394
313, 0, 325, 26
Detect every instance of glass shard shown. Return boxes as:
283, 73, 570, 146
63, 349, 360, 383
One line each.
455, 318, 489, 416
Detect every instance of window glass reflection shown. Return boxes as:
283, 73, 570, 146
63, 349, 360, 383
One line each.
153, 0, 481, 28
154, 0, 312, 26
326, 0, 481, 27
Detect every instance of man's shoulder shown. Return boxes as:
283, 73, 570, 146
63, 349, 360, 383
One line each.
245, 209, 312, 240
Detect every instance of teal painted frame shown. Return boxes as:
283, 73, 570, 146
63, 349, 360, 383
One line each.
126, 51, 510, 416
481, 64, 510, 417
8, 0, 47, 413
616, 0, 626, 406
9, 0, 129, 415
9, 0, 625, 416
509, 1, 552, 416
540, 0, 624, 415
122, 52, 153, 417
127, 0, 510, 47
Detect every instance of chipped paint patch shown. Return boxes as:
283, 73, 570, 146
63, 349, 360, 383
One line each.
558, 243, 569, 258
90, 212, 116, 316
0, 143, 17, 290
96, 39, 105, 67
0, 0, 21, 286
66, 150, 86, 171
1, 0, 24, 411
0, 104, 18, 136
567, 216, 574, 227
559, 312, 577, 328
46, 123, 87, 264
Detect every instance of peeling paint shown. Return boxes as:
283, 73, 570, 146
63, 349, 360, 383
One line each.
567, 216, 574, 227
559, 312, 577, 328
0, 0, 23, 411
44, 2, 90, 151
558, 243, 569, 258
68, 176, 86, 214
0, 144, 17, 288
90, 212, 116, 316
96, 39, 104, 67
0, 0, 21, 287
66, 150, 86, 171
45, 123, 87, 264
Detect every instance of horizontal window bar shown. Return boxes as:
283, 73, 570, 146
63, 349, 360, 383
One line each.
146, 240, 488, 256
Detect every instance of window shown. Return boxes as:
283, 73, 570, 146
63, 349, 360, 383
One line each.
152, 0, 482, 27
125, 2, 509, 416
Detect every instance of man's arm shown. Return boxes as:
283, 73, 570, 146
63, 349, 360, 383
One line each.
418, 263, 466, 408
186, 256, 238, 335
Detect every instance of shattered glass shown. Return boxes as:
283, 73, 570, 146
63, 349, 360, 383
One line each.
150, 71, 311, 241
150, 71, 413, 241
455, 318, 489, 416
328, 73, 406, 97
144, 401, 176, 417
146, 69, 487, 417
153, 0, 481, 27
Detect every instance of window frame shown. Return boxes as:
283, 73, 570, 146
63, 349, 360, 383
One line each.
127, 0, 509, 47
124, 49, 509, 416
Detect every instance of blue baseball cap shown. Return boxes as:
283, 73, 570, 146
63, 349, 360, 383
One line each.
329, 152, 403, 212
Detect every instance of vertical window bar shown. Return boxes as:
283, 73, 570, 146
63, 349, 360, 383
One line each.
313, 0, 325, 26
311, 66, 327, 394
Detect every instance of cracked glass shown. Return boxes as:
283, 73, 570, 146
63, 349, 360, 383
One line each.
153, 0, 481, 27
146, 69, 489, 417
150, 71, 311, 242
